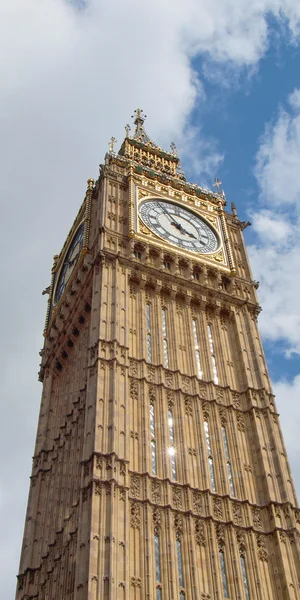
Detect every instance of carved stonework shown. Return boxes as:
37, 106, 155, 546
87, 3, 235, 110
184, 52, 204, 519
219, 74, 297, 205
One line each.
148, 365, 155, 382
172, 487, 182, 509
165, 373, 173, 388
151, 480, 162, 504
131, 576, 142, 588
119, 461, 126, 476
236, 531, 246, 557
202, 403, 210, 419
166, 389, 174, 404
149, 386, 156, 403
252, 508, 262, 530
216, 523, 225, 550
184, 397, 193, 416
182, 377, 190, 392
219, 408, 226, 424
279, 531, 286, 544
174, 513, 184, 539
195, 520, 206, 546
216, 388, 224, 401
199, 383, 207, 398
129, 359, 138, 376
94, 481, 102, 496
153, 508, 161, 534
287, 532, 295, 545
130, 502, 141, 529
256, 534, 268, 562
188, 447, 196, 456
130, 475, 140, 498
213, 498, 223, 520
233, 503, 243, 526
130, 380, 139, 400
193, 492, 203, 515
236, 412, 245, 432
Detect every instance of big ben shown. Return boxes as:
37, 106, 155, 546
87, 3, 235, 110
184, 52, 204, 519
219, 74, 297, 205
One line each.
17, 109, 300, 599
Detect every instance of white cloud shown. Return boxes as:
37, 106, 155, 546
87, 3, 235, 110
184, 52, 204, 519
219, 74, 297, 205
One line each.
250, 209, 294, 244
2, 0, 300, 596
251, 88, 300, 354
274, 375, 300, 496
251, 86, 300, 507
289, 88, 300, 110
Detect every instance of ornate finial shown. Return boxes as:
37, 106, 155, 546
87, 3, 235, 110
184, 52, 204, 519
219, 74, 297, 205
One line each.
170, 142, 178, 156
132, 108, 146, 124
125, 124, 131, 138
213, 177, 222, 195
87, 177, 94, 190
109, 136, 117, 153
231, 202, 237, 217
130, 108, 152, 144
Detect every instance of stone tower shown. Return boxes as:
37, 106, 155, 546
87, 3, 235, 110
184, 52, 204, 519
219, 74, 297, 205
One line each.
17, 110, 300, 600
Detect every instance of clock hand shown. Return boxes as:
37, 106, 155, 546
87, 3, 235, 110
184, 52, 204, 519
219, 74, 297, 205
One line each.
157, 202, 182, 228
171, 221, 197, 239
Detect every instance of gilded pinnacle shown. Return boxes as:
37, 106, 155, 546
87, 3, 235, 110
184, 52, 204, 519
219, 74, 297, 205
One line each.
132, 108, 146, 124
87, 177, 94, 190
109, 136, 117, 153
213, 177, 222, 194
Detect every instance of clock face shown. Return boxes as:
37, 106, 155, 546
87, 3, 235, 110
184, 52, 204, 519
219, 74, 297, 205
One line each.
54, 222, 85, 305
139, 199, 219, 254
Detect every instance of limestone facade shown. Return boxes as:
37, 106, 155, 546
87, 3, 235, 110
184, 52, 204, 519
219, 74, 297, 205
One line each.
17, 116, 300, 599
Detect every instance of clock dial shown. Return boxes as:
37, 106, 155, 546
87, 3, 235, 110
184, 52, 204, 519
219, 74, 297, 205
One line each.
54, 222, 85, 305
139, 199, 219, 254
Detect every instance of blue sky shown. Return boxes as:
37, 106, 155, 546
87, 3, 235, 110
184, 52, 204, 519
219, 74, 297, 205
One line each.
185, 39, 300, 383
1, 1, 300, 596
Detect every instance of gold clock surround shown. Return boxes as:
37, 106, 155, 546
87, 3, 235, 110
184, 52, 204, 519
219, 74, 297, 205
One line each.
129, 178, 231, 271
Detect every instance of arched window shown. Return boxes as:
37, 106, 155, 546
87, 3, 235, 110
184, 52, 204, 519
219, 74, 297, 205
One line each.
207, 323, 218, 384
240, 555, 250, 600
222, 425, 235, 496
146, 303, 152, 363
150, 403, 156, 475
154, 534, 162, 599
162, 308, 169, 368
192, 319, 203, 379
204, 419, 216, 492
219, 550, 229, 598
168, 408, 176, 479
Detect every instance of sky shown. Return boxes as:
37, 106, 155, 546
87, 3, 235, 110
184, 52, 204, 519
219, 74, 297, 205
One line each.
1, 0, 300, 596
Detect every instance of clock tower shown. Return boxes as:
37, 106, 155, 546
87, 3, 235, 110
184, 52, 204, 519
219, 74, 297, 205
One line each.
17, 109, 300, 600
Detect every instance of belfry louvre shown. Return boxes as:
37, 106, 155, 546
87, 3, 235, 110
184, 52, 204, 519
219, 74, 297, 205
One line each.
17, 110, 300, 600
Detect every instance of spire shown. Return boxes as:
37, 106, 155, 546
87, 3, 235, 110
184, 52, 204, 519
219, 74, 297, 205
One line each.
131, 108, 153, 145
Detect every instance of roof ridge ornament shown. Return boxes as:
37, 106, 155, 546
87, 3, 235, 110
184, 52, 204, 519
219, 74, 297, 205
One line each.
213, 177, 227, 204
213, 177, 222, 195
131, 108, 154, 145
170, 142, 178, 156
108, 136, 117, 154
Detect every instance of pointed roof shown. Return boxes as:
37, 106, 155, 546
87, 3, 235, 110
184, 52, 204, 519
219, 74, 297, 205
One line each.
131, 108, 154, 145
